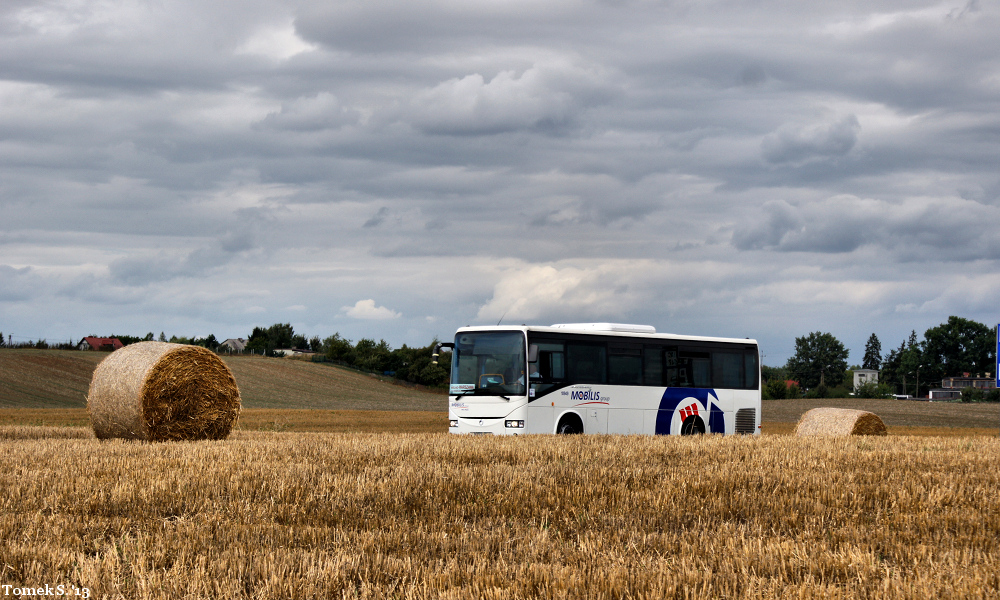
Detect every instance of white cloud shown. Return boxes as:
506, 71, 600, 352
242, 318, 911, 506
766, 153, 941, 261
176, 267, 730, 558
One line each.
406, 61, 609, 134
342, 299, 402, 320
236, 21, 317, 61
255, 92, 359, 132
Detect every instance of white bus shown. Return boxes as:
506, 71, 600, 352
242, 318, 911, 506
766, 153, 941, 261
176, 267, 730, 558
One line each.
437, 323, 760, 436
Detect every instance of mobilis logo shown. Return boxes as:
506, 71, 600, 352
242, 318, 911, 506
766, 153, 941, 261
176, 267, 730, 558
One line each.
570, 390, 600, 401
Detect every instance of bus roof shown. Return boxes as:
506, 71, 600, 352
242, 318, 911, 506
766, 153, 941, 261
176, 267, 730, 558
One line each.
455, 323, 758, 346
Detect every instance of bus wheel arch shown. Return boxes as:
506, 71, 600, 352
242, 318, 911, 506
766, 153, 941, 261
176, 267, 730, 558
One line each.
556, 412, 584, 434
680, 415, 706, 435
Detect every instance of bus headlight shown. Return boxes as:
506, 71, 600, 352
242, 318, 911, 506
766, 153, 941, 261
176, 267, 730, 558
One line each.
505, 420, 524, 428
449, 420, 458, 428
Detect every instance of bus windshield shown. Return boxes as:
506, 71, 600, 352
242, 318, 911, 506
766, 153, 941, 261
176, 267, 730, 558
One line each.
450, 331, 527, 397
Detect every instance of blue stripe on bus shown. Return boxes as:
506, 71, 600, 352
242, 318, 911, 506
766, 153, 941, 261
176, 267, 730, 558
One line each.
655, 388, 721, 434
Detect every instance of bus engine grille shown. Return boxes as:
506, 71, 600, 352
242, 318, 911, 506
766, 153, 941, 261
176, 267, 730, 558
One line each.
735, 408, 756, 434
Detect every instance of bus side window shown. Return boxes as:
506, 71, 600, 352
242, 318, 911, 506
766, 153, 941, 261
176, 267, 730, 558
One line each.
567, 343, 607, 384
531, 342, 565, 381
550, 351, 565, 379
678, 350, 710, 387
712, 352, 743, 389
538, 350, 566, 380
609, 344, 642, 385
664, 348, 686, 386
692, 356, 711, 387
744, 350, 759, 389
643, 346, 663, 386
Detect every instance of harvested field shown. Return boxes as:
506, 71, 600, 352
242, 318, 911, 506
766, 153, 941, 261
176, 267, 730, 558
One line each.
2, 405, 997, 437
0, 349, 104, 407
762, 421, 999, 437
0, 408, 448, 434
0, 349, 444, 411
2, 431, 999, 599
223, 356, 442, 411
764, 397, 1000, 429
237, 408, 448, 434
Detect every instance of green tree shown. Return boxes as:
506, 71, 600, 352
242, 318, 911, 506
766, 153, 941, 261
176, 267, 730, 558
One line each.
763, 379, 788, 400
921, 316, 994, 395
854, 380, 893, 399
246, 326, 273, 355
879, 332, 920, 396
291, 334, 309, 350
418, 362, 448, 386
267, 323, 295, 349
761, 365, 786, 384
961, 387, 985, 403
898, 330, 923, 397
202, 334, 219, 351
354, 338, 392, 373
323, 333, 355, 363
245, 323, 298, 356
785, 331, 850, 390
863, 333, 882, 370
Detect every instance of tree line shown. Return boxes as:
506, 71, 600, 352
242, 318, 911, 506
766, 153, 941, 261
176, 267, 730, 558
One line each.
5, 314, 997, 397
763, 316, 997, 401
0, 325, 452, 389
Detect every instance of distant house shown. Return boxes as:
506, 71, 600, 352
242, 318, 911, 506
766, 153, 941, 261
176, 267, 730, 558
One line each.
940, 373, 995, 390
78, 337, 123, 351
218, 338, 247, 353
929, 372, 996, 400
273, 348, 316, 358
853, 369, 879, 389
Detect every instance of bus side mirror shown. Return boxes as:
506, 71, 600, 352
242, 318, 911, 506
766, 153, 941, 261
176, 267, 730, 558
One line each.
432, 342, 454, 365
528, 344, 538, 363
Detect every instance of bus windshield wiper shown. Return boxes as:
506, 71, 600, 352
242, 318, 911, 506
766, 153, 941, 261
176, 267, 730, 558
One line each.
456, 389, 510, 400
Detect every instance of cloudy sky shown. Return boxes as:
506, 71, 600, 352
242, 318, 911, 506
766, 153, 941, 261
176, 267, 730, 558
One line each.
2, 0, 998, 366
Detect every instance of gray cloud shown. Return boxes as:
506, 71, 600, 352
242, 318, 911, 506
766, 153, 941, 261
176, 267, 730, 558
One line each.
254, 93, 360, 132
363, 207, 390, 228
0, 265, 34, 301
403, 62, 614, 136
2, 0, 1000, 367
732, 195, 1000, 260
761, 115, 861, 164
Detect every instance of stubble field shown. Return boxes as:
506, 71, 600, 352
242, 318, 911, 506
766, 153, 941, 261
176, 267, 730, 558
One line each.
4, 349, 999, 598
2, 427, 1000, 599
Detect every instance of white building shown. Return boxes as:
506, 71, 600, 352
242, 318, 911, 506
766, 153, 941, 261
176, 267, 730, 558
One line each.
853, 369, 879, 389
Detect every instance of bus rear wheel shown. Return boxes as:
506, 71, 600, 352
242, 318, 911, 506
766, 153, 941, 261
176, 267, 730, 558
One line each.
680, 415, 706, 435
557, 414, 583, 434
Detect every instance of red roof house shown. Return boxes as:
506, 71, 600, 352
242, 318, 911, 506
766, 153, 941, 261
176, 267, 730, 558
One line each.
78, 337, 124, 351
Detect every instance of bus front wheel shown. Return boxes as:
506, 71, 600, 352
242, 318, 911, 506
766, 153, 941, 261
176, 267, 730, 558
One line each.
556, 414, 583, 434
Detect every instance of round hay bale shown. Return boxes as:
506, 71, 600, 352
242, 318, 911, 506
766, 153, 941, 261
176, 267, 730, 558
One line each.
795, 407, 887, 436
87, 342, 241, 441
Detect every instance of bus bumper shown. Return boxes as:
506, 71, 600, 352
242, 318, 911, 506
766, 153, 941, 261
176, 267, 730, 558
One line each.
449, 417, 524, 435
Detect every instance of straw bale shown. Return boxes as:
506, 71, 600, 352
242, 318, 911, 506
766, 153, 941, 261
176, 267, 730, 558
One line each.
795, 407, 887, 436
87, 342, 241, 441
